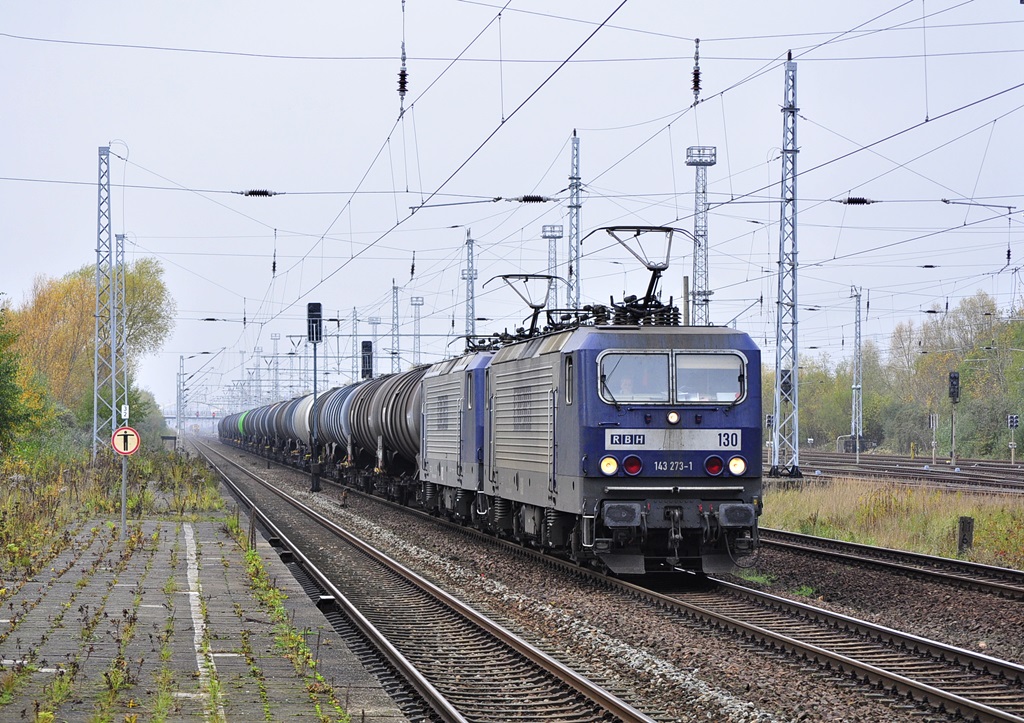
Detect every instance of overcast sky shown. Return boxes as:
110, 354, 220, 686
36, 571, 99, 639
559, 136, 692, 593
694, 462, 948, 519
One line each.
3, 2, 1023, 413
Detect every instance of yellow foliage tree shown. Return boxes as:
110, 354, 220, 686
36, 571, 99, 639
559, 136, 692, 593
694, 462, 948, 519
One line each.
9, 259, 176, 419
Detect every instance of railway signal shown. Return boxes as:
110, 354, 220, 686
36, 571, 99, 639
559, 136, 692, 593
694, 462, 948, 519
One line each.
1010, 414, 1019, 464
308, 303, 322, 492
948, 371, 960, 403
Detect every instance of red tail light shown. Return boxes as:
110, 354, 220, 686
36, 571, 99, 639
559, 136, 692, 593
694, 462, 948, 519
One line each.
704, 455, 724, 475
622, 455, 643, 476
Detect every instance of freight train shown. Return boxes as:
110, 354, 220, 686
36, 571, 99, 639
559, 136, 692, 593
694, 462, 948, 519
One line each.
219, 228, 763, 574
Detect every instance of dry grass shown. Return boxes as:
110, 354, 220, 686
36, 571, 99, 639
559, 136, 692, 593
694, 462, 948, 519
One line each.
761, 477, 1024, 570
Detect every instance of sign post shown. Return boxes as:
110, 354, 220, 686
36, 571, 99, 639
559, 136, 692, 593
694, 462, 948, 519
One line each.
112, 425, 141, 541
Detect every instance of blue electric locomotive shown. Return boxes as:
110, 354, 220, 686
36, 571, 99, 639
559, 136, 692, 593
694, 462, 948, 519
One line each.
419, 322, 761, 574
219, 227, 763, 574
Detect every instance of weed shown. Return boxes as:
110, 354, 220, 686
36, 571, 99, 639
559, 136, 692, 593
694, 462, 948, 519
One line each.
734, 570, 774, 586
763, 477, 1024, 567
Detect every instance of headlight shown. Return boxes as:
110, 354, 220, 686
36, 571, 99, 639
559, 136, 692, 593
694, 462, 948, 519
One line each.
600, 455, 619, 476
728, 456, 748, 475
622, 455, 643, 476
666, 410, 680, 425
704, 455, 724, 476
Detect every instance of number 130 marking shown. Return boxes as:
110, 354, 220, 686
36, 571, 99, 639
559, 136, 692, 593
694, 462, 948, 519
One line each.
718, 432, 739, 447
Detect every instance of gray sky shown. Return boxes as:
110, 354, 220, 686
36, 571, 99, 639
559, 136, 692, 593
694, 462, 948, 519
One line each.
3, 2, 1023, 411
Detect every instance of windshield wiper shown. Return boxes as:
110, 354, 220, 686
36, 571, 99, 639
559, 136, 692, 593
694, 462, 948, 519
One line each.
600, 374, 621, 410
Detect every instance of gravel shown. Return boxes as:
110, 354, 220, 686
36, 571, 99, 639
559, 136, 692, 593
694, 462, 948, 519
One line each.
232, 456, 965, 723
720, 546, 1024, 665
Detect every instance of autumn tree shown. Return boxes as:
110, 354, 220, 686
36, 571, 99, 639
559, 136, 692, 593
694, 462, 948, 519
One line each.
9, 272, 95, 409
9, 259, 176, 429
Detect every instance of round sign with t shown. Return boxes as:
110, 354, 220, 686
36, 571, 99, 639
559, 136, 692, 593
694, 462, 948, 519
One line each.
111, 426, 141, 456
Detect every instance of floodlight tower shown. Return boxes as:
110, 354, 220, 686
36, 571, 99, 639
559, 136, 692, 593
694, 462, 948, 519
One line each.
461, 229, 478, 339
567, 133, 582, 310
391, 281, 401, 373
851, 286, 863, 461
770, 53, 802, 478
542, 224, 564, 306
410, 296, 424, 365
686, 146, 716, 325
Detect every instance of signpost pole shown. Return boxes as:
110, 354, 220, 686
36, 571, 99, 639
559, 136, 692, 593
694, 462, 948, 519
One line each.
121, 456, 127, 541
111, 423, 141, 542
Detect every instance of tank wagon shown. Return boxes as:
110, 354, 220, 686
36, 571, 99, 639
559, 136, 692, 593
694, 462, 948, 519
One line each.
219, 228, 762, 574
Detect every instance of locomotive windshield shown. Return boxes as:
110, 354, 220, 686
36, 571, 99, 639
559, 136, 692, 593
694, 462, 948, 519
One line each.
675, 353, 744, 403
600, 353, 670, 402
599, 351, 745, 404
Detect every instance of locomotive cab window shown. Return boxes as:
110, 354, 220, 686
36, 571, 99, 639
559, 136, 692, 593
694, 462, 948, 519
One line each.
599, 353, 670, 403
675, 353, 744, 403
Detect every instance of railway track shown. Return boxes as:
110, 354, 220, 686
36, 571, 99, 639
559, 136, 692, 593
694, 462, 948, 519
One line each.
206, 437, 1024, 721
760, 528, 1024, 599
767, 450, 1024, 493
653, 580, 1024, 723
195, 439, 654, 723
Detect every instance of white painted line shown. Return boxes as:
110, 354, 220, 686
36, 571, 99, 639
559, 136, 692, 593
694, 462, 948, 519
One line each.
185, 523, 225, 719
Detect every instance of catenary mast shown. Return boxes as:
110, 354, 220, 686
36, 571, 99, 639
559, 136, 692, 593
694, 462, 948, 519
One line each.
92, 146, 128, 459
770, 53, 802, 478
462, 229, 477, 340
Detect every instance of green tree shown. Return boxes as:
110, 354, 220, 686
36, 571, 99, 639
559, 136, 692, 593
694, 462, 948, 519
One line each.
0, 307, 29, 455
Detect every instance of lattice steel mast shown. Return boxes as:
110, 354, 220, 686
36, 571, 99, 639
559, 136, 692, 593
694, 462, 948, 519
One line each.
567, 132, 582, 310
391, 281, 401, 372
92, 146, 128, 459
351, 307, 359, 382
271, 332, 281, 400
461, 229, 478, 340
686, 146, 716, 325
851, 286, 863, 461
770, 54, 802, 478
410, 296, 424, 365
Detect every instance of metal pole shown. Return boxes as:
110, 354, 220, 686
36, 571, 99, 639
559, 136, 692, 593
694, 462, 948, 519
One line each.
951, 409, 957, 467
120, 455, 127, 542
310, 339, 320, 492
